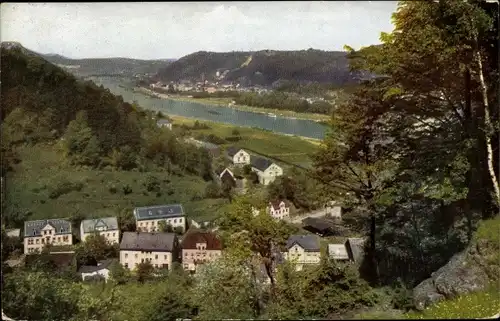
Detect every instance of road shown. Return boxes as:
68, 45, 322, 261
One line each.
285, 208, 330, 224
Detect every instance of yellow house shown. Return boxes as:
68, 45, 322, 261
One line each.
119, 231, 178, 270
282, 235, 321, 271
23, 219, 73, 254
226, 146, 251, 166
80, 217, 120, 244
134, 204, 186, 233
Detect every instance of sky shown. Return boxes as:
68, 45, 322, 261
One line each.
1, 1, 398, 60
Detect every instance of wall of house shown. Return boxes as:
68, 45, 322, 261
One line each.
24, 233, 73, 254
232, 151, 250, 165
282, 244, 321, 271
252, 167, 280, 186
120, 250, 173, 270
81, 269, 110, 281
182, 248, 222, 271
81, 230, 120, 244
136, 216, 186, 232
268, 204, 290, 220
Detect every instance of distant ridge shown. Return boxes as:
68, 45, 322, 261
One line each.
156, 49, 367, 86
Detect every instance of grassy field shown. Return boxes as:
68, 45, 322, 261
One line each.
4, 143, 228, 225
170, 115, 321, 168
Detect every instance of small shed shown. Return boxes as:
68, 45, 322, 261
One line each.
78, 259, 117, 282
328, 244, 349, 261
345, 238, 366, 263
301, 217, 336, 236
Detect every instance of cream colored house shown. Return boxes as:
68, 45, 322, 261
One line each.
251, 157, 283, 185
157, 119, 172, 130
282, 235, 321, 271
119, 231, 178, 270
134, 204, 186, 233
267, 200, 290, 220
80, 217, 120, 244
23, 219, 73, 254
226, 146, 251, 165
181, 230, 223, 272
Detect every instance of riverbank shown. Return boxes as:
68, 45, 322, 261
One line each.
135, 86, 330, 122
169, 115, 321, 167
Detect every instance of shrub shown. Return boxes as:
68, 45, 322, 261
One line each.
108, 184, 117, 194
122, 184, 132, 195
48, 180, 84, 199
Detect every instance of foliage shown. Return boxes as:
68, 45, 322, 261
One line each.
109, 260, 131, 285
75, 233, 119, 266
136, 261, 155, 283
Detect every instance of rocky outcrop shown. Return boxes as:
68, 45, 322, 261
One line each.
413, 233, 499, 310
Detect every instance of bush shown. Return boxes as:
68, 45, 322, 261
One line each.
48, 180, 84, 199
225, 136, 241, 142
122, 184, 133, 195
144, 175, 161, 193
231, 128, 241, 136
205, 182, 222, 198
108, 184, 117, 194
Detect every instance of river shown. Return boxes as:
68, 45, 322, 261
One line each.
89, 77, 328, 140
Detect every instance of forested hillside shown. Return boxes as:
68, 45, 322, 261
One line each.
40, 52, 175, 77
0, 42, 216, 227
156, 49, 365, 86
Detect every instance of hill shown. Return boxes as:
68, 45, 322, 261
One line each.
0, 42, 222, 227
40, 51, 175, 77
156, 49, 366, 86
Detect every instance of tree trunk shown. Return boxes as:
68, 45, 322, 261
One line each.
474, 49, 500, 208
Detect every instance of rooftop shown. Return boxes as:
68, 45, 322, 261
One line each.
226, 146, 245, 158
24, 219, 72, 237
181, 230, 222, 250
286, 234, 320, 252
328, 244, 349, 260
80, 217, 119, 233
134, 204, 185, 221
251, 157, 274, 171
78, 258, 117, 274
269, 200, 287, 211
120, 232, 176, 252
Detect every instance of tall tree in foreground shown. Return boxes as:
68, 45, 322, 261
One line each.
312, 82, 398, 283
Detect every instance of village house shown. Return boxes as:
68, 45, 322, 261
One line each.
214, 167, 246, 190
134, 204, 186, 233
23, 219, 73, 254
181, 230, 222, 272
282, 235, 321, 271
226, 146, 251, 166
328, 244, 350, 261
119, 231, 179, 270
267, 200, 290, 220
78, 258, 117, 282
250, 157, 283, 185
80, 217, 120, 244
157, 119, 172, 130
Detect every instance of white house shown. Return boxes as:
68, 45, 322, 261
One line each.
157, 119, 172, 130
226, 146, 251, 165
250, 157, 283, 185
134, 204, 186, 233
78, 259, 116, 282
80, 217, 120, 244
267, 200, 290, 220
325, 201, 342, 219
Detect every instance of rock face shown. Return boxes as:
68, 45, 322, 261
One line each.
413, 237, 499, 310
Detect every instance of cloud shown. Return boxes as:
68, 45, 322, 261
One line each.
0, 2, 397, 59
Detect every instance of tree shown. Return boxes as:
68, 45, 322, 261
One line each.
218, 197, 294, 291
158, 220, 174, 233
191, 253, 261, 320
75, 233, 118, 266
63, 110, 102, 167
2, 272, 80, 320
136, 261, 155, 283
109, 260, 131, 285
312, 83, 398, 283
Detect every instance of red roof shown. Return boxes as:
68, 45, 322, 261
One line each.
181, 230, 222, 250
269, 200, 287, 211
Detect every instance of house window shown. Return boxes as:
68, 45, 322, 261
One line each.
41, 238, 45, 244
113, 233, 116, 237
135, 254, 138, 258
36, 239, 40, 244
124, 263, 128, 268
174, 219, 177, 223
44, 230, 47, 235
184, 252, 188, 256
63, 236, 69, 242
164, 255, 167, 260
125, 253, 128, 258
162, 264, 168, 269
57, 237, 61, 242
49, 230, 52, 235
141, 258, 144, 263
155, 255, 158, 259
